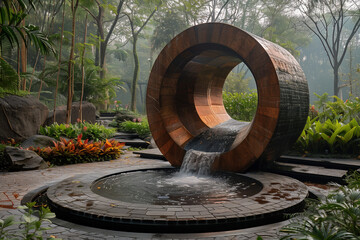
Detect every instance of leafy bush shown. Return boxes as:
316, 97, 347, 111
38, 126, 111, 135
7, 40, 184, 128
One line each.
0, 202, 60, 240
114, 109, 141, 123
313, 93, 360, 123
222, 90, 257, 121
294, 116, 360, 155
118, 120, 150, 139
40, 121, 115, 142
280, 172, 360, 239
30, 135, 125, 165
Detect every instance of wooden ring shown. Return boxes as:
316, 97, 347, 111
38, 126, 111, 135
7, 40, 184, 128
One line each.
146, 23, 309, 172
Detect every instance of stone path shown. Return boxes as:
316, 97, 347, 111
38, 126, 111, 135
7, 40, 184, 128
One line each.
0, 152, 330, 239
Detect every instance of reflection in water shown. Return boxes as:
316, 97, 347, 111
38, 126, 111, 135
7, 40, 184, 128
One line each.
92, 169, 263, 205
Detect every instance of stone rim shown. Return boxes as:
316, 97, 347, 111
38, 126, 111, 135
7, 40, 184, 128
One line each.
45, 165, 308, 233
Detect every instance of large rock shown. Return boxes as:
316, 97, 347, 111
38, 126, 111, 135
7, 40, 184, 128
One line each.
20, 135, 57, 149
45, 101, 96, 125
0, 95, 49, 142
5, 146, 48, 171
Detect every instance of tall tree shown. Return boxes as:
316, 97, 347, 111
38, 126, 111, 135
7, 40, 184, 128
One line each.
84, 0, 125, 80
123, 0, 162, 112
298, 0, 360, 96
66, 0, 80, 123
53, 0, 66, 122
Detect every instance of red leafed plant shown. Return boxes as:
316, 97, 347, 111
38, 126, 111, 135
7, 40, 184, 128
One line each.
29, 134, 125, 166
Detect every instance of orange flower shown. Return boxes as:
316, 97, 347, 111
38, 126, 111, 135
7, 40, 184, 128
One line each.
83, 126, 88, 131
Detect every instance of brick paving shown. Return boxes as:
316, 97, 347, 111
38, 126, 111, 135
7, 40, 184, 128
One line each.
0, 152, 315, 239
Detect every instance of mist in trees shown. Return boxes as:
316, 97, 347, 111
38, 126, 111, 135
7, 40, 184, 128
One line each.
0, 0, 359, 117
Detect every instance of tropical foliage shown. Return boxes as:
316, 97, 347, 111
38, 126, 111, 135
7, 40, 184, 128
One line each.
312, 93, 360, 123
294, 94, 360, 156
30, 135, 124, 165
39, 121, 115, 142
294, 117, 360, 155
280, 172, 360, 239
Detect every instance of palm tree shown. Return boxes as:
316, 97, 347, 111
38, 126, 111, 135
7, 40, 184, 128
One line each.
0, 0, 55, 93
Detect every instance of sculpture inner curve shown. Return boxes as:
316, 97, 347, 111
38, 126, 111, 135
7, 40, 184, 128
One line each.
146, 23, 309, 172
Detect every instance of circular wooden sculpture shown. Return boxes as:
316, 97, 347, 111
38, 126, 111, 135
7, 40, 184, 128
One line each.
146, 23, 309, 172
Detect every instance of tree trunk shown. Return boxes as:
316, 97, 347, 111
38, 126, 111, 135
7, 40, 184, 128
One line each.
53, 0, 66, 123
79, 15, 88, 121
334, 65, 340, 97
130, 36, 139, 112
20, 20, 27, 90
66, 0, 79, 124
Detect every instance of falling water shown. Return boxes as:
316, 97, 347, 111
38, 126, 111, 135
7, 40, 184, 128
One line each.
180, 150, 220, 176
179, 119, 249, 176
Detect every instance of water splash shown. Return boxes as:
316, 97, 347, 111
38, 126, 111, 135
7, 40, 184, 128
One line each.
180, 149, 220, 176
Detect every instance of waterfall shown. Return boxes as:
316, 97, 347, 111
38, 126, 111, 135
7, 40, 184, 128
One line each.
180, 149, 220, 176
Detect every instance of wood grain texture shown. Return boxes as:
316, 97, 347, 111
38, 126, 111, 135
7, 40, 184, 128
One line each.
146, 23, 309, 172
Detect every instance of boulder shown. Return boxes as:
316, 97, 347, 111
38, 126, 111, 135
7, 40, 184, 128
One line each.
45, 101, 96, 125
0, 95, 49, 142
20, 135, 57, 149
5, 146, 48, 171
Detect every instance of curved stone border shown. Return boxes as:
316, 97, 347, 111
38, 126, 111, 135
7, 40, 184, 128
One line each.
146, 23, 309, 172
46, 165, 308, 233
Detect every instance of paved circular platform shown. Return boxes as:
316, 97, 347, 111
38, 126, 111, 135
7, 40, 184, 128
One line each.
45, 165, 308, 233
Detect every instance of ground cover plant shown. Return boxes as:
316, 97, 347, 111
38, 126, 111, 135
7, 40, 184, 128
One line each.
30, 135, 124, 166
0, 202, 60, 240
280, 171, 360, 239
40, 121, 115, 142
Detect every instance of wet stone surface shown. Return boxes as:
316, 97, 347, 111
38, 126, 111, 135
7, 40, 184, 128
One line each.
0, 153, 313, 239
46, 165, 308, 227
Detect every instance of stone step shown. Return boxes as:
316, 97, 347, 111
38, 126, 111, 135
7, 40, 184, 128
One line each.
133, 148, 166, 160
112, 137, 149, 148
279, 155, 360, 170
265, 161, 348, 184
113, 132, 139, 140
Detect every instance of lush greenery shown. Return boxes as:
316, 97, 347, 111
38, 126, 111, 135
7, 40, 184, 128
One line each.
294, 94, 360, 156
0, 202, 60, 240
30, 135, 124, 166
222, 90, 258, 121
312, 93, 360, 123
39, 121, 115, 142
118, 120, 150, 139
294, 117, 360, 156
281, 172, 360, 239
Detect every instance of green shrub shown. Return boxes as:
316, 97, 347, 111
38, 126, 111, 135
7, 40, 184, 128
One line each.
40, 121, 115, 142
281, 172, 360, 239
114, 109, 141, 123
0, 202, 60, 240
118, 120, 150, 139
313, 93, 360, 123
294, 116, 360, 155
222, 90, 257, 121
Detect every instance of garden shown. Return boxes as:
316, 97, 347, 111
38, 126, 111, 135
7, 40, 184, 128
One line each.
1, 0, 360, 239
